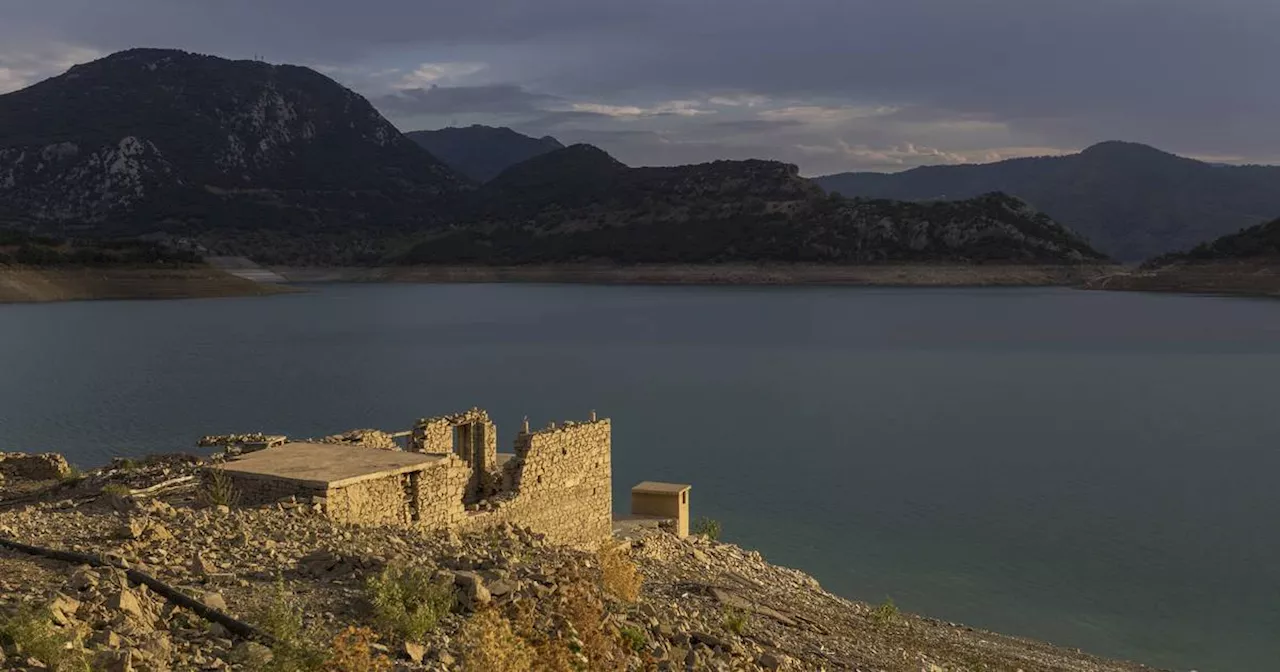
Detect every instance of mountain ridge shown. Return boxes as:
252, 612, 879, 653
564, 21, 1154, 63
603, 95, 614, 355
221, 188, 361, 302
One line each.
405, 125, 564, 182
814, 142, 1280, 260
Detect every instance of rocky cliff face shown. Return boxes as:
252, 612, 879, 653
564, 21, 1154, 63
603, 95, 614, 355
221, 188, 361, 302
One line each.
0, 48, 466, 246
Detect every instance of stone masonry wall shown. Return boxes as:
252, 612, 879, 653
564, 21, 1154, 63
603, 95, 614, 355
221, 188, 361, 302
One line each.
215, 472, 326, 508
326, 476, 412, 527
413, 456, 470, 530
458, 418, 612, 548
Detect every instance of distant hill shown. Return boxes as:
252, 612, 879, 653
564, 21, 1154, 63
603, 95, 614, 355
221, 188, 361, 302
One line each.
814, 141, 1280, 260
1147, 217, 1280, 266
0, 48, 469, 263
1088, 219, 1280, 296
402, 144, 1107, 265
405, 125, 563, 183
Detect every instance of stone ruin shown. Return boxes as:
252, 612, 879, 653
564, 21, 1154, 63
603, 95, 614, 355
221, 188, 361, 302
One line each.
0, 451, 73, 484
204, 409, 613, 547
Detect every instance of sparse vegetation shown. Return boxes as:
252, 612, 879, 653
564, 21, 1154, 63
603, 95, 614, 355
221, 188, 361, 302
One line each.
597, 544, 642, 602
199, 468, 240, 507
365, 562, 455, 642
0, 605, 91, 671
722, 605, 750, 635
618, 624, 647, 653
457, 607, 536, 672
325, 626, 393, 672
871, 598, 900, 626
248, 579, 329, 672
693, 516, 722, 540
59, 465, 84, 483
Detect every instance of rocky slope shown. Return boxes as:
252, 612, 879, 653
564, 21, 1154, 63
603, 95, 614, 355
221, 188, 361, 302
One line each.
1086, 217, 1280, 296
815, 141, 1280, 261
0, 454, 1160, 672
0, 48, 468, 264
403, 145, 1107, 266
406, 126, 564, 183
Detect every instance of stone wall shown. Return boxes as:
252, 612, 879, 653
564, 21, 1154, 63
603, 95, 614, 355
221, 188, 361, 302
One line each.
413, 456, 470, 530
458, 418, 612, 547
326, 476, 412, 527
212, 472, 326, 508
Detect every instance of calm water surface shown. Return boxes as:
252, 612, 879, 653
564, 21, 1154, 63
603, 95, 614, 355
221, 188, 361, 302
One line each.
2, 284, 1278, 671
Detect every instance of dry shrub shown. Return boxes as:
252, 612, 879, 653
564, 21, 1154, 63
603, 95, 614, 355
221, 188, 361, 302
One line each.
597, 544, 642, 603
559, 582, 627, 672
326, 626, 392, 672
457, 607, 535, 672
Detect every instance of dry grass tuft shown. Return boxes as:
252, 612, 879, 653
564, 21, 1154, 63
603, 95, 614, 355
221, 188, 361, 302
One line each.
597, 544, 642, 603
457, 607, 536, 672
326, 626, 393, 672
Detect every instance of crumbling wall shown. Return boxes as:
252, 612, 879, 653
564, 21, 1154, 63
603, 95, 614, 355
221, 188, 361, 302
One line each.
410, 408, 498, 502
319, 429, 400, 451
458, 418, 612, 547
0, 452, 72, 482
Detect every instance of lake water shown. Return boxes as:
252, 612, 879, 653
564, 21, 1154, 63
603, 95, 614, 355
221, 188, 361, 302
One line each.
2, 284, 1278, 671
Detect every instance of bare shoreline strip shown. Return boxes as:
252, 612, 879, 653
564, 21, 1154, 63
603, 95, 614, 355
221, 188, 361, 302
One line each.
0, 267, 295, 304
276, 263, 1121, 287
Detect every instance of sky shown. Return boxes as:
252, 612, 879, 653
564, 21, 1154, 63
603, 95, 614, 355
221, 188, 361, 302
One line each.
0, 0, 1276, 175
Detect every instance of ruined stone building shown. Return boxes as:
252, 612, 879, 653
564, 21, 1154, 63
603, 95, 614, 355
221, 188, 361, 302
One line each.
209, 409, 613, 547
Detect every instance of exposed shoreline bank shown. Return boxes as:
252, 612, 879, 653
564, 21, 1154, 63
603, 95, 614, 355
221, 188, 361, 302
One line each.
275, 263, 1122, 287
0, 267, 295, 304
1083, 260, 1280, 298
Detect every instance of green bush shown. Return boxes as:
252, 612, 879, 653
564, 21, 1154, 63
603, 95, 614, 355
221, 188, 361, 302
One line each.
692, 517, 722, 541
870, 597, 899, 626
199, 469, 240, 507
246, 579, 329, 672
618, 624, 647, 653
366, 563, 455, 642
722, 605, 750, 635
0, 605, 91, 671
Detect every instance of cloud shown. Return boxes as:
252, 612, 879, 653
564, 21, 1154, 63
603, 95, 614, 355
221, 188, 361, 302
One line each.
374, 83, 559, 115
567, 100, 713, 118
395, 61, 487, 89
0, 43, 103, 93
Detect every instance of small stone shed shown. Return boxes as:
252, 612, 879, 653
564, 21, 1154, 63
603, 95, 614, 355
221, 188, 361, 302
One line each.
207, 409, 613, 547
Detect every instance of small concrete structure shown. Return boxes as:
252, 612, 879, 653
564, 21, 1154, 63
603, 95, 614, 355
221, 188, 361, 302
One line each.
631, 481, 691, 538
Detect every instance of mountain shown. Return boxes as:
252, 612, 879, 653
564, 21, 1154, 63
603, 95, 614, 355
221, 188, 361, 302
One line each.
405, 125, 564, 183
814, 141, 1280, 260
402, 145, 1106, 265
0, 48, 469, 263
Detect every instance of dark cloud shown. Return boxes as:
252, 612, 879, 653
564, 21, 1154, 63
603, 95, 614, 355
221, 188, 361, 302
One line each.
2, 0, 1277, 170
374, 84, 557, 116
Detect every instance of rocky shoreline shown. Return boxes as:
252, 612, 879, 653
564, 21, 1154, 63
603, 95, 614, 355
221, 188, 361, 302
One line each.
0, 452, 1163, 671
0, 267, 294, 304
276, 263, 1121, 288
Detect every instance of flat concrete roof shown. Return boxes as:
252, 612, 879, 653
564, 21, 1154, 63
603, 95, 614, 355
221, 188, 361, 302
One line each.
212, 442, 445, 488
632, 481, 691, 495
